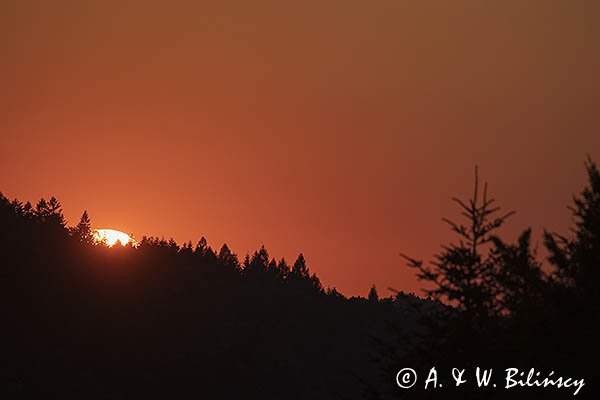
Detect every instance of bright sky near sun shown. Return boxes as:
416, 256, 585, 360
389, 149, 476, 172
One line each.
94, 229, 134, 247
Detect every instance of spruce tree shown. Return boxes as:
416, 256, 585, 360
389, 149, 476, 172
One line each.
402, 168, 514, 321
544, 157, 600, 304
217, 243, 240, 270
291, 253, 309, 278
71, 210, 94, 244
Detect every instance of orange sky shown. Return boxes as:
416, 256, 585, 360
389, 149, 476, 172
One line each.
2, 1, 599, 296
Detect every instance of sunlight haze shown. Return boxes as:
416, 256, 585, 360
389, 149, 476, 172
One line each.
1, 1, 599, 295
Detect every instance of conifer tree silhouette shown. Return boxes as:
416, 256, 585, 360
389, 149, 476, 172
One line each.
368, 285, 379, 302
35, 197, 66, 226
195, 236, 209, 255
246, 246, 269, 274
544, 157, 600, 305
217, 243, 240, 271
291, 253, 309, 278
276, 258, 290, 281
490, 228, 545, 316
71, 210, 94, 244
401, 167, 514, 321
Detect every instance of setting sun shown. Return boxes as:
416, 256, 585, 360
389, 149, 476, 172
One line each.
94, 229, 133, 247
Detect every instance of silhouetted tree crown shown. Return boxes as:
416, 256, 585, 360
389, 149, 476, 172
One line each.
401, 167, 515, 320
490, 228, 545, 316
292, 253, 309, 278
35, 196, 66, 227
217, 243, 240, 271
368, 285, 379, 302
544, 157, 600, 305
71, 210, 94, 244
245, 246, 269, 274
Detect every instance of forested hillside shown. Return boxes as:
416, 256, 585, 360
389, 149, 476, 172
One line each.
1, 159, 598, 399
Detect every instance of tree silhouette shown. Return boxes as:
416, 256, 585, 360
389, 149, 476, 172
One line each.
195, 236, 217, 264
247, 246, 269, 273
490, 228, 545, 316
545, 157, 600, 305
217, 243, 240, 271
276, 257, 290, 280
291, 253, 309, 278
401, 168, 514, 321
195, 236, 209, 255
180, 240, 194, 255
368, 285, 379, 302
34, 196, 66, 227
70, 210, 94, 244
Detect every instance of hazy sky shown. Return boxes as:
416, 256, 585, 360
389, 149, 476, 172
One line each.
2, 1, 599, 296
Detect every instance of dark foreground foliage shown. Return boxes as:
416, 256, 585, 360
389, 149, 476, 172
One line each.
374, 160, 600, 399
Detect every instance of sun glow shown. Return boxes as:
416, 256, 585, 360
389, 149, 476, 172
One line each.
94, 229, 134, 247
